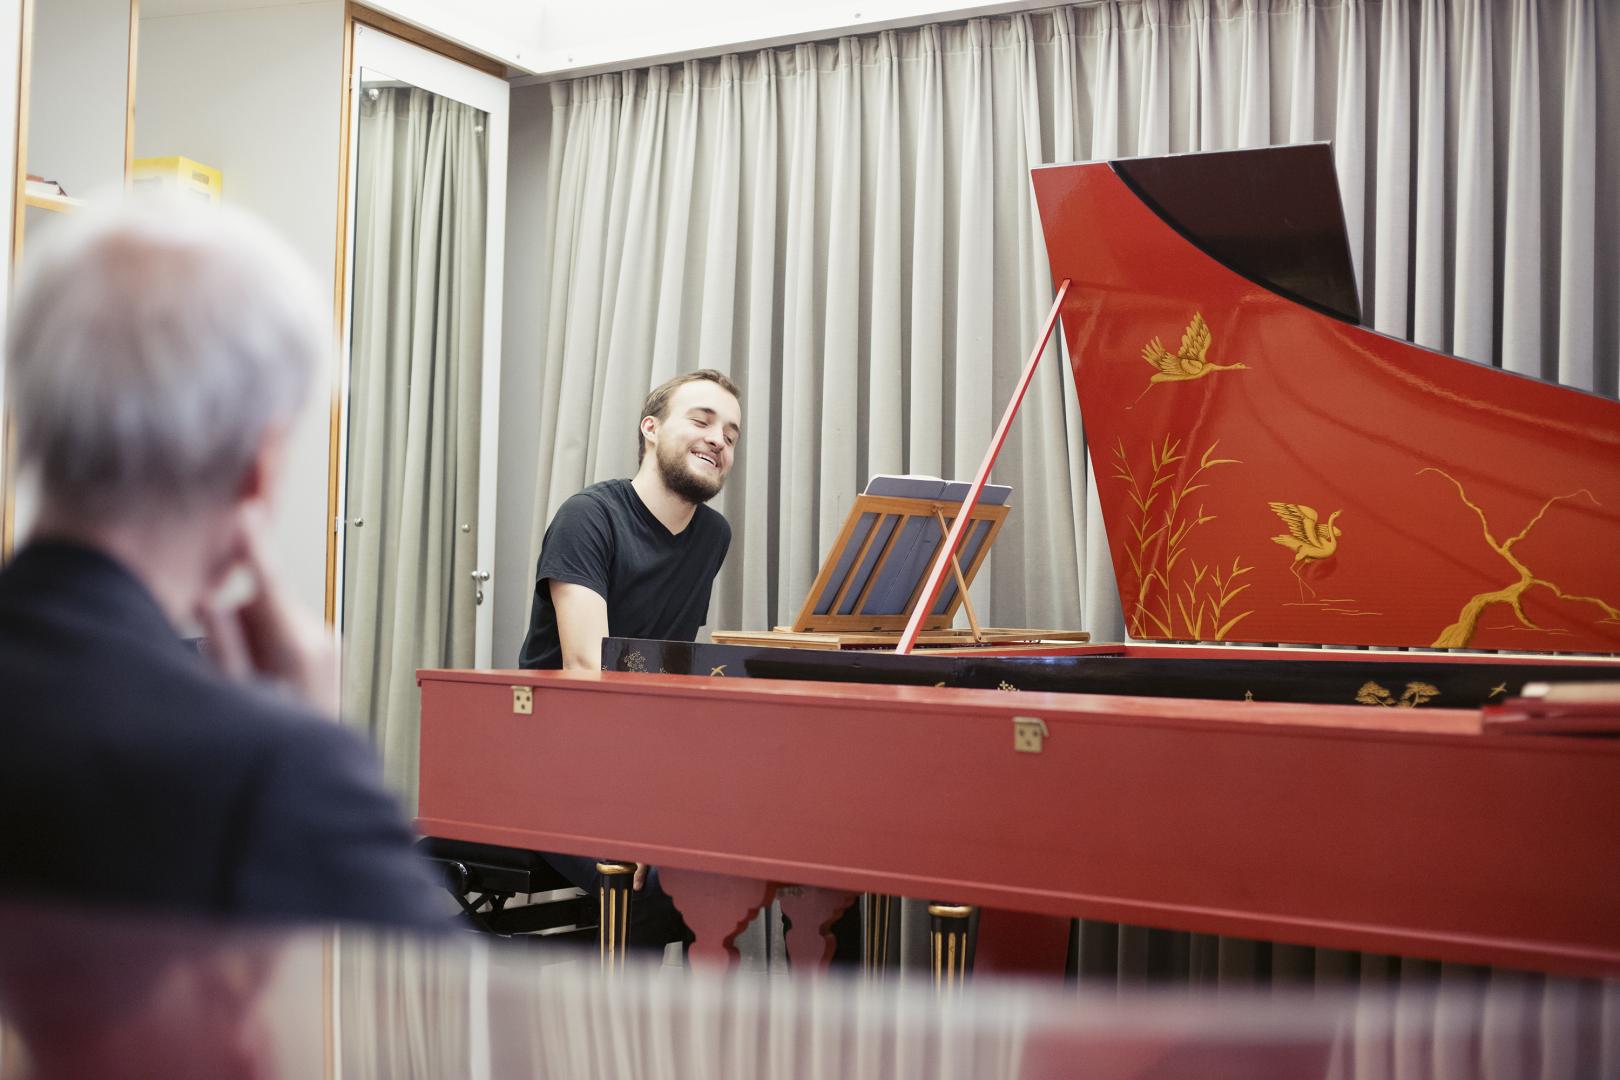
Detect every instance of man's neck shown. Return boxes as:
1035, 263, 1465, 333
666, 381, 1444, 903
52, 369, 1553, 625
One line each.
629, 469, 699, 535
28, 506, 223, 629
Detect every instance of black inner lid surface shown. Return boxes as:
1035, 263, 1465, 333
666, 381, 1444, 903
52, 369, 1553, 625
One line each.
1112, 144, 1363, 324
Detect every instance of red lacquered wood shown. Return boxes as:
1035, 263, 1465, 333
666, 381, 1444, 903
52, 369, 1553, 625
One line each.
1032, 162, 1620, 654
419, 669, 1620, 978
974, 910, 1072, 977
775, 886, 858, 972
657, 868, 775, 968
896, 280, 1071, 654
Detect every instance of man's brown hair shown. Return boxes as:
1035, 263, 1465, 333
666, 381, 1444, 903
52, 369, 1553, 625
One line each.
637, 369, 741, 462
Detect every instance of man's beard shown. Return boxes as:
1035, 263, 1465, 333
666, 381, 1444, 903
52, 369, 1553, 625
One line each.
656, 439, 725, 504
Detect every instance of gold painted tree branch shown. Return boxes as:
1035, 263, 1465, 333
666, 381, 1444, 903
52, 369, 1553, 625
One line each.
1419, 468, 1612, 647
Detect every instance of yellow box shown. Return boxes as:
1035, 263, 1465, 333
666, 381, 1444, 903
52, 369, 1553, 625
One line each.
132, 156, 222, 205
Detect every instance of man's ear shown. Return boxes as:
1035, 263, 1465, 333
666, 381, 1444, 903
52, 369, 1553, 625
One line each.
640, 414, 659, 450
204, 425, 290, 602
236, 424, 289, 509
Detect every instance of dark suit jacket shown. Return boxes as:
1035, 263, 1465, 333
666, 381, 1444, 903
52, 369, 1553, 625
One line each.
0, 541, 443, 928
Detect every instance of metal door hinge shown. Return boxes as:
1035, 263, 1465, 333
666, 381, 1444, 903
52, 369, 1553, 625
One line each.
1013, 716, 1048, 753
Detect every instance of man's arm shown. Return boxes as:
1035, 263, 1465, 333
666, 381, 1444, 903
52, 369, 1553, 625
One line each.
234, 720, 446, 928
549, 579, 646, 889
550, 581, 609, 671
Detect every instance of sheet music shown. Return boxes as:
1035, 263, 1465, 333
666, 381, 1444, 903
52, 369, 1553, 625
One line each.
862, 475, 1011, 506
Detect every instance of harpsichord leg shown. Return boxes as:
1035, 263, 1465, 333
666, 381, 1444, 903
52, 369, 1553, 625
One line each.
596, 862, 634, 972
659, 868, 777, 967
776, 885, 858, 972
865, 893, 895, 978
929, 903, 974, 995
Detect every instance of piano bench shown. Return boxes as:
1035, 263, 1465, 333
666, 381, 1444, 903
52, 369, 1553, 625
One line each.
416, 837, 594, 938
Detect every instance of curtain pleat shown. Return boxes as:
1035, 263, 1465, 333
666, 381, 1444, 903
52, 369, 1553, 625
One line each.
952, 21, 996, 618
1501, 0, 1540, 378
340, 936, 469, 1080
868, 34, 906, 482
1556, 0, 1597, 392
1335, 0, 1369, 284
1452, 0, 1494, 365
1412, 0, 1448, 350
1372, 0, 1413, 335
528, 0, 1620, 996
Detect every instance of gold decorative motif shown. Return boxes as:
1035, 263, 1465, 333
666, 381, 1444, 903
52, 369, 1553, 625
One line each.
1268, 502, 1343, 600
998, 681, 1019, 692
1243, 690, 1254, 702
1112, 437, 1253, 640
623, 651, 647, 673
1132, 312, 1248, 406
1356, 681, 1440, 708
1420, 469, 1620, 648
709, 665, 727, 677
1489, 683, 1508, 698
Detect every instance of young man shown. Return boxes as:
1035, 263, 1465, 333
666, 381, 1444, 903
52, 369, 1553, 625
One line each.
520, 369, 741, 948
0, 197, 442, 928
520, 369, 741, 671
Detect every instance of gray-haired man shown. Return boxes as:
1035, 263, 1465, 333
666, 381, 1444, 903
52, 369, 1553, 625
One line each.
0, 198, 441, 926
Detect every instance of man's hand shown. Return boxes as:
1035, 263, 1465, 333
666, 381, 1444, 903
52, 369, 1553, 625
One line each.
198, 512, 338, 717
633, 864, 648, 891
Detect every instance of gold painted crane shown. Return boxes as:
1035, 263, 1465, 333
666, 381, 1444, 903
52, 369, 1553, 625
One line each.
1133, 312, 1248, 405
1269, 502, 1343, 599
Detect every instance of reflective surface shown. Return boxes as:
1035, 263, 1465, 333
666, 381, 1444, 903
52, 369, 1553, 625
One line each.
603, 636, 1620, 708
0, 902, 1616, 1079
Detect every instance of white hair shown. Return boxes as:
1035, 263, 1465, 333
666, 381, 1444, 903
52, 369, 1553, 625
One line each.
5, 195, 327, 517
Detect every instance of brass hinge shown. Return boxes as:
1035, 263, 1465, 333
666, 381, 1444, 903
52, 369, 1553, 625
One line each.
1013, 716, 1048, 753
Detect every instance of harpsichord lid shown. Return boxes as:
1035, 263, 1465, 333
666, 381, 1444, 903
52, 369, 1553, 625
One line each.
1033, 145, 1620, 654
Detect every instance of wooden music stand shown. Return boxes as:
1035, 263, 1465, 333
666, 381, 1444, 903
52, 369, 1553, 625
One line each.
712, 478, 1089, 651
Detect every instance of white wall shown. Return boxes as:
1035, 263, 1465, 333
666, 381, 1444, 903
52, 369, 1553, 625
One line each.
26, 0, 128, 198
356, 0, 541, 71
135, 1, 346, 617
526, 0, 1055, 78
317, 0, 1051, 77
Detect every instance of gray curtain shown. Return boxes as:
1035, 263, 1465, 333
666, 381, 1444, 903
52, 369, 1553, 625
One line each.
342, 85, 487, 807
339, 933, 470, 1080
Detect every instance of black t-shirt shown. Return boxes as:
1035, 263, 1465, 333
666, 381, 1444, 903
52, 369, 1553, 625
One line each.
519, 479, 731, 669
